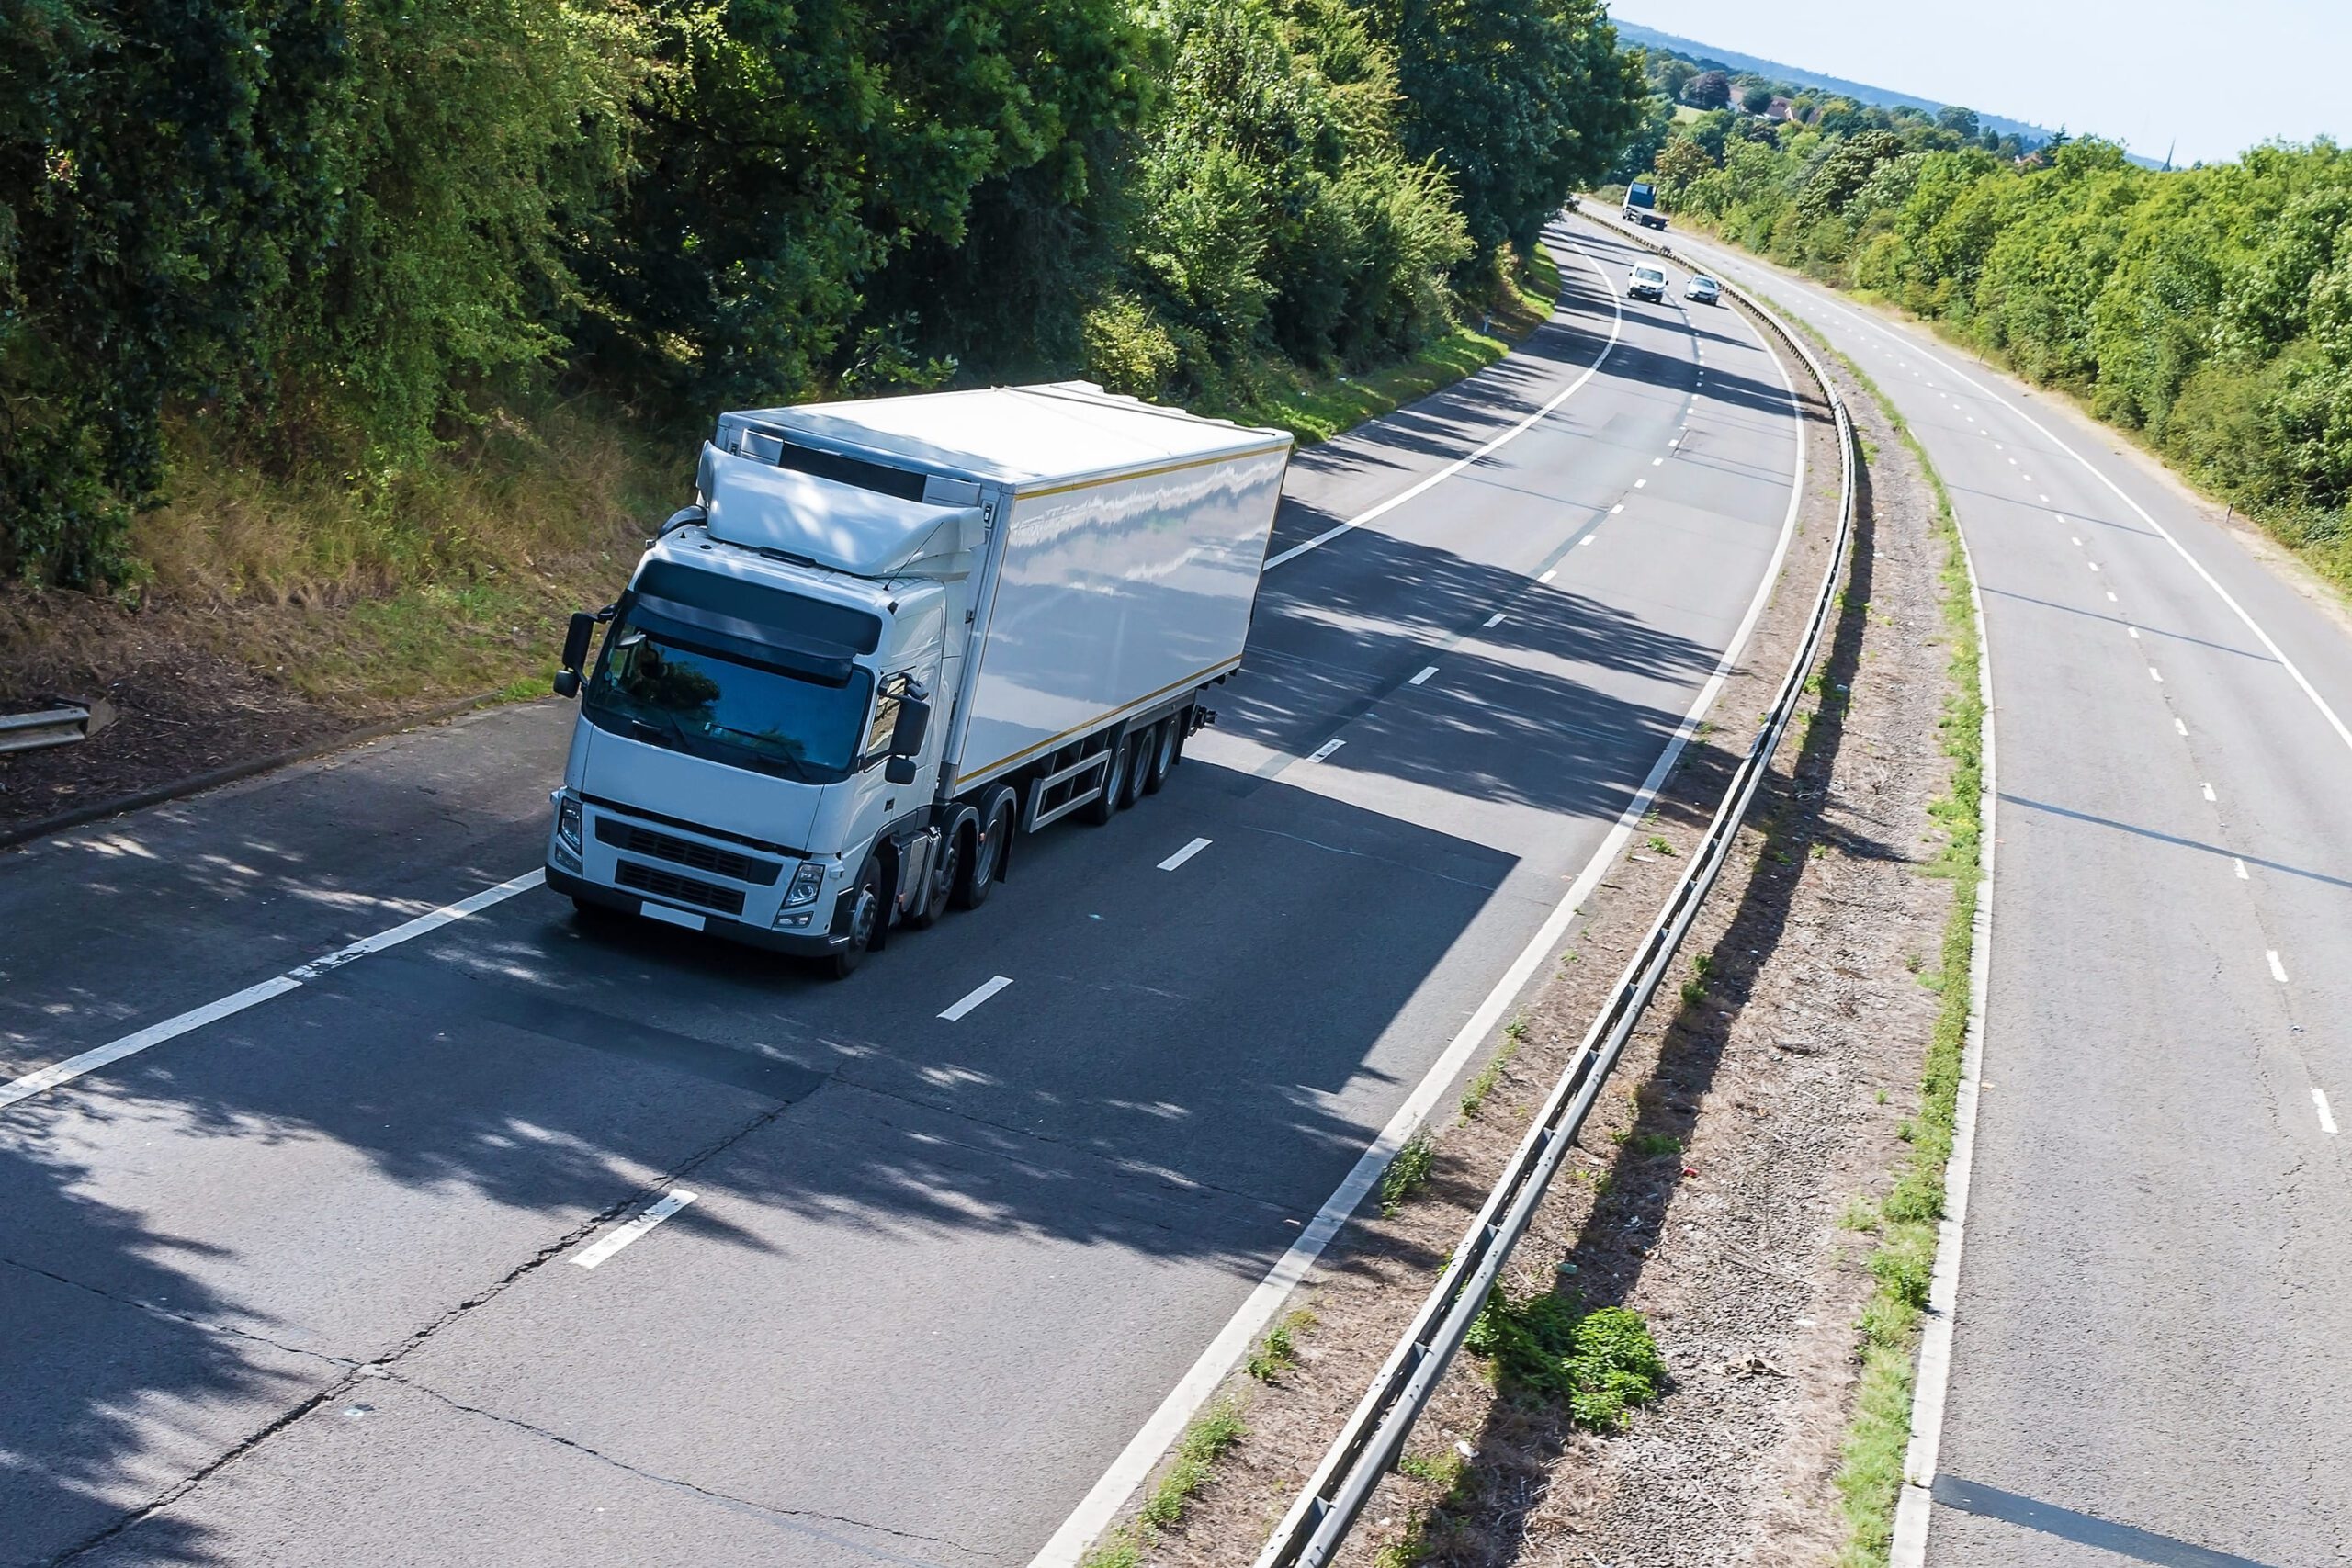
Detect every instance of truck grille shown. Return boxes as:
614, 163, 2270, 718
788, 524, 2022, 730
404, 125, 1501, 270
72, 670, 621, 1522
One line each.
595, 818, 780, 886
614, 860, 746, 918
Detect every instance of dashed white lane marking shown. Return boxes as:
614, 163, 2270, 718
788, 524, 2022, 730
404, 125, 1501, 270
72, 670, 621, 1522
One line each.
1669, 438, 1681, 447
1482, 612, 1506, 628
1, 868, 546, 1114
2108, 591, 2120, 603
1307, 738, 1346, 762
1408, 665, 1439, 686
1539, 569, 1557, 583
2089, 561, 2102, 572
1722, 256, 2352, 761
2316, 1089, 2340, 1136
573, 1190, 696, 1270
1634, 478, 1648, 488
1652, 457, 1664, 466
2150, 666, 2164, 682
939, 975, 1014, 1021
2267, 951, 2290, 983
2176, 717, 2188, 735
1264, 242, 1625, 570
2072, 536, 2083, 546
2233, 857, 2248, 879
1611, 503, 1625, 513
1579, 536, 1596, 547
2201, 782, 2217, 802
1158, 838, 1213, 872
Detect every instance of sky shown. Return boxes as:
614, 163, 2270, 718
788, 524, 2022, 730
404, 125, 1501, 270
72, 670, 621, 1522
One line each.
1610, 0, 2349, 166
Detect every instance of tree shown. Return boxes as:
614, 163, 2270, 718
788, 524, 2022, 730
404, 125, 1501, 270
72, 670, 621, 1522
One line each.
1652, 134, 1714, 195
1936, 104, 1981, 141
1739, 82, 1772, 115
1377, 0, 1648, 255
1683, 69, 1730, 110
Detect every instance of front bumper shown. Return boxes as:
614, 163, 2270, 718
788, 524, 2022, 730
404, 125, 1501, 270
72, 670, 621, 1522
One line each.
547, 863, 847, 957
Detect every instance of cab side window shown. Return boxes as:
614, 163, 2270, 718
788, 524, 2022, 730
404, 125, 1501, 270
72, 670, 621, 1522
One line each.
865, 672, 909, 761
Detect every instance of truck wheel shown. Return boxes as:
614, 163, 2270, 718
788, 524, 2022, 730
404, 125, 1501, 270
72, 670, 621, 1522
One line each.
825, 854, 884, 979
1142, 717, 1179, 795
1081, 739, 1128, 825
954, 794, 1012, 909
1118, 730, 1150, 809
904, 829, 956, 931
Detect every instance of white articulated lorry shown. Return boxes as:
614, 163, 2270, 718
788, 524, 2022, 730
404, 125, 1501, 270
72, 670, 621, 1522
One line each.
544, 382, 1292, 976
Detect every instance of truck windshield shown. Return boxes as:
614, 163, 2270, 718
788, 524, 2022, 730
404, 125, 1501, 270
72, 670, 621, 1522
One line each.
584, 618, 872, 784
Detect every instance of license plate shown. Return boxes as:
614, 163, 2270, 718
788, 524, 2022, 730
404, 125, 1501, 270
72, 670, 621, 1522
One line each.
639, 902, 707, 932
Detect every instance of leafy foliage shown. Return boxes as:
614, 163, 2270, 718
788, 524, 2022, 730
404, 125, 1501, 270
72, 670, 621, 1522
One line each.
1466, 1289, 1666, 1430
3, 0, 1648, 587
1642, 116, 2352, 590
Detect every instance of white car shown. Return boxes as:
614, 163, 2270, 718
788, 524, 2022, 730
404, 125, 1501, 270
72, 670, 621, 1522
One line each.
1686, 275, 1722, 305
1628, 265, 1668, 302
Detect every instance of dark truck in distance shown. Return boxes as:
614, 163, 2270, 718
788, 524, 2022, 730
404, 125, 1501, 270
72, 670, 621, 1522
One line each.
1623, 181, 1668, 231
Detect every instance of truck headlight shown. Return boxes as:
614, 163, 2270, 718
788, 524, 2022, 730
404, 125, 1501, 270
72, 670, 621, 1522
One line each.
780, 860, 827, 908
555, 790, 583, 854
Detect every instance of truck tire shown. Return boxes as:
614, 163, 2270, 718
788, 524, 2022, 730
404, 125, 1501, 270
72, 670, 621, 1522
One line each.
1142, 717, 1179, 795
954, 792, 1013, 909
1080, 738, 1128, 825
825, 853, 884, 978
902, 829, 956, 931
1117, 730, 1150, 809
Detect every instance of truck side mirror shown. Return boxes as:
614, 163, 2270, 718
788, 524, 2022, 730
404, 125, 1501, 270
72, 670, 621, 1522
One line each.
560, 612, 596, 672
552, 669, 581, 699
884, 756, 918, 786
889, 696, 931, 758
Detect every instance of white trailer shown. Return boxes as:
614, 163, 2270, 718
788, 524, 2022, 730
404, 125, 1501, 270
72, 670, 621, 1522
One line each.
544, 383, 1291, 975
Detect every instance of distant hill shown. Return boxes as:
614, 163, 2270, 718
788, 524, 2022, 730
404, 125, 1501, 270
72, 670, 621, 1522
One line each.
1611, 21, 2060, 149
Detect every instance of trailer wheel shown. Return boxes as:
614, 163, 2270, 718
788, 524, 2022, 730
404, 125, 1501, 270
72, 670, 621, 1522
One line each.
1081, 738, 1128, 825
954, 793, 1012, 909
1118, 730, 1150, 809
1142, 718, 1179, 795
825, 853, 884, 979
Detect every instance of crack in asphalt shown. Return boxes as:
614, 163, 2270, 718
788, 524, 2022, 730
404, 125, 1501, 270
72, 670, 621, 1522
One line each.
390, 1373, 1008, 1568
41, 1091, 802, 1566
1, 1253, 356, 1372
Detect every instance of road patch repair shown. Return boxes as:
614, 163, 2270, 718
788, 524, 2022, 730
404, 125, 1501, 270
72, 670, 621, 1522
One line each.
1082, 295, 1984, 1566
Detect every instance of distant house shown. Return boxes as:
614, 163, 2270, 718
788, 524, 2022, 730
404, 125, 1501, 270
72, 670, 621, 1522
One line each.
1766, 96, 1795, 121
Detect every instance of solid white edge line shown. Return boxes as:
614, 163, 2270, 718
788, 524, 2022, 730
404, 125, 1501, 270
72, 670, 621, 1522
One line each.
1158, 838, 1213, 873
572, 1189, 697, 1270
1262, 239, 1625, 570
2316, 1089, 2341, 1136
939, 975, 1014, 1021
1892, 366, 2001, 1563
1692, 226, 2352, 762
1027, 237, 1812, 1568
1, 868, 547, 1114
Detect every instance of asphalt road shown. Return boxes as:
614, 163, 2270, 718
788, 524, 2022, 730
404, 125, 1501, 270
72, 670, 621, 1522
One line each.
0, 215, 1810, 1568
1596, 214, 2352, 1567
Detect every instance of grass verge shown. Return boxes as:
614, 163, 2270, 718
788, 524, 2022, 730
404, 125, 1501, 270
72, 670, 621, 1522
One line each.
1224, 243, 1562, 445
1080, 1398, 1250, 1567
1799, 339, 1984, 1568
